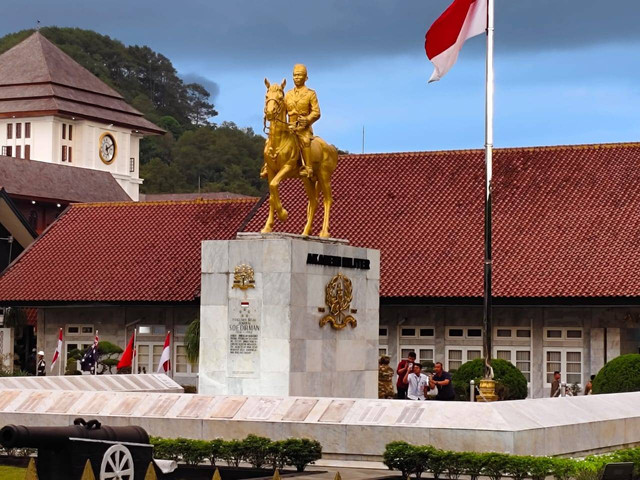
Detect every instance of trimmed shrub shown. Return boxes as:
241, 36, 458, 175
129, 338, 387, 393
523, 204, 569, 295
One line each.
529, 456, 555, 480
551, 457, 577, 480
383, 441, 417, 480
281, 438, 322, 472
175, 438, 209, 466
610, 447, 640, 476
266, 440, 287, 471
458, 452, 486, 480
221, 439, 245, 467
206, 438, 225, 466
504, 455, 533, 480
482, 453, 511, 480
452, 358, 528, 401
242, 434, 272, 469
592, 354, 640, 394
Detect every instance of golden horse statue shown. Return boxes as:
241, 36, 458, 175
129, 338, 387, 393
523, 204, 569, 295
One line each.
261, 78, 338, 238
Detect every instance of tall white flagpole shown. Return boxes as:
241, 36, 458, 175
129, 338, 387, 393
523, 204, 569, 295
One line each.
94, 330, 98, 375
133, 328, 138, 374
482, 0, 495, 380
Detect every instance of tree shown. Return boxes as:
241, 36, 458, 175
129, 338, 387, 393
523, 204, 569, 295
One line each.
96, 341, 123, 374
186, 83, 218, 126
184, 318, 200, 366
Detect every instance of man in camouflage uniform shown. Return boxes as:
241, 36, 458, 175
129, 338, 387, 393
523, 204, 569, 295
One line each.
378, 355, 395, 399
261, 64, 319, 179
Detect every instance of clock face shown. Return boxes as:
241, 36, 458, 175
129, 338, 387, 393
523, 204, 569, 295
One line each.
99, 133, 116, 164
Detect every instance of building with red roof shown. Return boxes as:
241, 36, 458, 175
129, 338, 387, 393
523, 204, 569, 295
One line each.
243, 142, 640, 397
0, 198, 257, 383
1, 142, 640, 395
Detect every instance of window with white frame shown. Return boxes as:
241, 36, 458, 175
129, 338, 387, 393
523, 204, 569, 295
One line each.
379, 346, 388, 357
446, 327, 483, 339
545, 349, 582, 385
445, 346, 482, 371
399, 326, 434, 339
495, 347, 531, 381
175, 344, 198, 375
544, 328, 582, 340
400, 346, 434, 365
379, 327, 388, 339
137, 343, 164, 374
494, 327, 531, 339
66, 325, 94, 335
137, 325, 166, 335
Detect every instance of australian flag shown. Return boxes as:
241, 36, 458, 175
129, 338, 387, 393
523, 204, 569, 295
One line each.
80, 335, 99, 373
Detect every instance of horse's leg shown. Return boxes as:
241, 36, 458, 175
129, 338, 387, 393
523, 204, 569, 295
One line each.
269, 163, 295, 222
301, 177, 318, 236
316, 160, 333, 238
261, 169, 276, 233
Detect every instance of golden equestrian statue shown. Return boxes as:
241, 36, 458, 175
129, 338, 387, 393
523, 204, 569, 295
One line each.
260, 64, 338, 238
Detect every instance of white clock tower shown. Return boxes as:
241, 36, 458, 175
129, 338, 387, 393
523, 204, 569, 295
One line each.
0, 32, 164, 201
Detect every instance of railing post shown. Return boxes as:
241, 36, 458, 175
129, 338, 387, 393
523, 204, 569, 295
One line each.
561, 382, 566, 397
470, 379, 475, 402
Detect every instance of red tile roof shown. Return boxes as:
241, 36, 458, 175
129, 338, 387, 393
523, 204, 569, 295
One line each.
140, 192, 255, 202
0, 33, 163, 134
243, 142, 640, 298
0, 199, 257, 303
0, 156, 131, 203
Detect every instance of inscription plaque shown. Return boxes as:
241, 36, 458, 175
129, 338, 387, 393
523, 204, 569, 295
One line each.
228, 298, 261, 378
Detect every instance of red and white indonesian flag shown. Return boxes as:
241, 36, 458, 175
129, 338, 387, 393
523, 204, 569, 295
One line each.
157, 332, 171, 373
50, 328, 62, 371
425, 0, 487, 82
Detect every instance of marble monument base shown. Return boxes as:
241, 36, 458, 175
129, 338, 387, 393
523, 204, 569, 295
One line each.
198, 233, 380, 398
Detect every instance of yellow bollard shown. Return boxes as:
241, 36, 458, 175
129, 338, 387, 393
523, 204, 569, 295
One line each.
79, 459, 96, 480
334, 472, 343, 480
24, 458, 38, 480
212, 467, 222, 480
272, 469, 282, 480
144, 461, 158, 480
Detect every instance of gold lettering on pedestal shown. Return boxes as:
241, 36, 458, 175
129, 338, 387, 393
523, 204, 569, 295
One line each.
319, 273, 357, 330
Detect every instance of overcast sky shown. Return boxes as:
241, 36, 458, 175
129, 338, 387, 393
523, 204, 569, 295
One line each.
2, 0, 640, 153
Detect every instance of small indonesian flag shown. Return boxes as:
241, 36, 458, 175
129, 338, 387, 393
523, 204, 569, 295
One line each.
157, 332, 171, 373
50, 328, 62, 371
425, 0, 487, 82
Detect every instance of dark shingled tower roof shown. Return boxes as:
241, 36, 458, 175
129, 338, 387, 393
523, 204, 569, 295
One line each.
0, 32, 163, 134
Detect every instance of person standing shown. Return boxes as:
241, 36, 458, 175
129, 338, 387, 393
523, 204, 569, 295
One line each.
404, 363, 429, 400
584, 375, 595, 395
396, 352, 416, 399
378, 355, 395, 399
550, 371, 561, 397
428, 361, 455, 401
36, 351, 46, 376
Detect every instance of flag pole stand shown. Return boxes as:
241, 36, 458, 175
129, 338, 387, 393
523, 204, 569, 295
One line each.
480, 0, 498, 401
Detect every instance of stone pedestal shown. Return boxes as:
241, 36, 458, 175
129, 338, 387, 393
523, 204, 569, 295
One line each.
198, 233, 380, 398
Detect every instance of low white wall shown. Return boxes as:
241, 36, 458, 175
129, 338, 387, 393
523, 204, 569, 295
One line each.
0, 390, 638, 460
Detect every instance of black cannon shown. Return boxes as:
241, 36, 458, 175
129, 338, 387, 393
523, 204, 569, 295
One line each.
0, 418, 153, 480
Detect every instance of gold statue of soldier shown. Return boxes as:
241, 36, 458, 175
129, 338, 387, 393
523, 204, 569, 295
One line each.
261, 64, 338, 238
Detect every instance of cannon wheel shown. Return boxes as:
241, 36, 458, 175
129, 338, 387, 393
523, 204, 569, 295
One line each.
99, 444, 134, 480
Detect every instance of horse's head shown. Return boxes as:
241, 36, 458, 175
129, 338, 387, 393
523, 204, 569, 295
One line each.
263, 78, 286, 121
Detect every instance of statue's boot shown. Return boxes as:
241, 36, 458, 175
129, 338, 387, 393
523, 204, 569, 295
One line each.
260, 163, 268, 178
299, 145, 314, 178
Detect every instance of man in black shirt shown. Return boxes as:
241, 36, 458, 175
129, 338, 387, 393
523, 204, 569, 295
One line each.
428, 362, 455, 400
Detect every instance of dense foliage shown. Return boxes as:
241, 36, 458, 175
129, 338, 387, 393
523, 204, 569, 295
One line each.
383, 442, 640, 480
592, 354, 640, 394
0, 28, 266, 196
151, 434, 322, 472
452, 358, 528, 401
